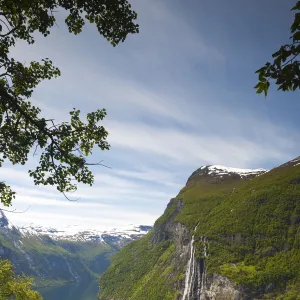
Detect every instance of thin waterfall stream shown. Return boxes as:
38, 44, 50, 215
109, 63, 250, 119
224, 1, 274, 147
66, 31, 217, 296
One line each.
182, 225, 197, 300
199, 237, 208, 300
182, 226, 208, 300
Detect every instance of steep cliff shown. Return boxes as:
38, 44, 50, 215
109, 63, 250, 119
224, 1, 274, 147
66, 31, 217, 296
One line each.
99, 158, 300, 299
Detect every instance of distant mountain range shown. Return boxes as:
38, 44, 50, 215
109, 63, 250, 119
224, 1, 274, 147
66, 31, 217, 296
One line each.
0, 211, 151, 286
19, 223, 152, 246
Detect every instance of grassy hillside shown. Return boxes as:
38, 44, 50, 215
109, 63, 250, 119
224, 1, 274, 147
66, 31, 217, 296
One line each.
0, 228, 114, 287
99, 160, 300, 299
99, 232, 178, 300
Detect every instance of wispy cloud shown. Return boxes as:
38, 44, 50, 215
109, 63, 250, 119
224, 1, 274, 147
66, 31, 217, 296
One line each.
2, 0, 299, 230
105, 116, 298, 168
0, 166, 176, 229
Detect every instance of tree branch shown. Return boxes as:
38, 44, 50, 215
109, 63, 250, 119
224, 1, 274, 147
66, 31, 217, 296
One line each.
0, 206, 31, 214
0, 11, 22, 37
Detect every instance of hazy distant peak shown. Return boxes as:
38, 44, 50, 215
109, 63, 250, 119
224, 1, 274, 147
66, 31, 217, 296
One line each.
0, 210, 9, 228
0, 210, 15, 230
19, 223, 152, 243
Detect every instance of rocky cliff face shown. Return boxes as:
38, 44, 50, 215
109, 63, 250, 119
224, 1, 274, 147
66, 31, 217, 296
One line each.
169, 218, 249, 299
149, 165, 267, 299
151, 198, 249, 300
99, 159, 300, 299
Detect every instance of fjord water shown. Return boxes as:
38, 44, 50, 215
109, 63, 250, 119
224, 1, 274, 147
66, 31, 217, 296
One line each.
38, 280, 99, 300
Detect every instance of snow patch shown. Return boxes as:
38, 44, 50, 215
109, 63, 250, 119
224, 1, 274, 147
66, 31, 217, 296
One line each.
202, 165, 267, 178
19, 223, 152, 242
291, 157, 300, 163
0, 210, 15, 230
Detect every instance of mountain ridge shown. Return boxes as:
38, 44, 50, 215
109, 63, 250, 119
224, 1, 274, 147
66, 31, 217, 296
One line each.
186, 164, 267, 186
19, 223, 152, 244
0, 211, 152, 287
99, 157, 300, 300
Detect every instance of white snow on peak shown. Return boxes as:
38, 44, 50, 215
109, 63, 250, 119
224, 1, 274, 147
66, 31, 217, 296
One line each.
291, 157, 300, 163
0, 209, 15, 230
290, 157, 300, 167
19, 223, 152, 242
204, 165, 267, 177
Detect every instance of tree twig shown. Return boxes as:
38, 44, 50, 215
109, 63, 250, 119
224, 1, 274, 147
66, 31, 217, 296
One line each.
0, 205, 31, 214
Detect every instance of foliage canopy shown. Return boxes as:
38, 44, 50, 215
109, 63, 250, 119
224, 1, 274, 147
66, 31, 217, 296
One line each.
0, 0, 139, 205
255, 1, 300, 96
0, 259, 42, 300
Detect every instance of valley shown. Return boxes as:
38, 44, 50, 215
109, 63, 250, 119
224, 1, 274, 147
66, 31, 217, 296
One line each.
0, 211, 151, 289
0, 0, 298, 299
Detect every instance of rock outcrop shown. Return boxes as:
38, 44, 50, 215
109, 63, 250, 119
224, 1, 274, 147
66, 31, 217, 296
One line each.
99, 158, 300, 299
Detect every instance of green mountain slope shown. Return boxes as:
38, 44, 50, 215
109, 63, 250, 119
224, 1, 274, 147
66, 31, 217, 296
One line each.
99, 158, 300, 300
0, 224, 112, 286
0, 214, 151, 287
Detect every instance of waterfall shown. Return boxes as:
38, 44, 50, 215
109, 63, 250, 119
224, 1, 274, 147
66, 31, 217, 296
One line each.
182, 228, 208, 300
182, 226, 197, 300
199, 237, 208, 300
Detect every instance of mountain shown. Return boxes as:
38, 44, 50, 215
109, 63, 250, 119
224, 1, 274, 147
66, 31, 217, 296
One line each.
0, 212, 151, 287
19, 223, 152, 248
99, 159, 300, 299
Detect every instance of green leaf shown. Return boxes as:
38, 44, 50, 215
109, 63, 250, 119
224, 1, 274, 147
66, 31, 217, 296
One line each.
264, 81, 270, 97
255, 67, 265, 74
274, 57, 281, 67
0, 0, 137, 204
259, 73, 267, 82
292, 1, 300, 11
293, 31, 300, 41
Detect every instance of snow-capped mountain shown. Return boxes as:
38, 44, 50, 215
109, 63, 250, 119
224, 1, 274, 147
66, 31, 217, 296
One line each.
0, 209, 15, 230
187, 164, 268, 185
0, 210, 152, 285
0, 210, 9, 228
19, 223, 152, 246
202, 165, 267, 178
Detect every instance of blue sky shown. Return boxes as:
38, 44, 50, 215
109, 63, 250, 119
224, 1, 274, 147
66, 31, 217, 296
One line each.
2, 0, 300, 230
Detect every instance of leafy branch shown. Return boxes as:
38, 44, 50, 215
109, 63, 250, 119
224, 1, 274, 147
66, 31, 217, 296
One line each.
255, 2, 300, 96
0, 0, 139, 205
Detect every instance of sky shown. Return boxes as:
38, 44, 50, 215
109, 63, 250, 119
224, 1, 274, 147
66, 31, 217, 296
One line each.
2, 0, 300, 230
